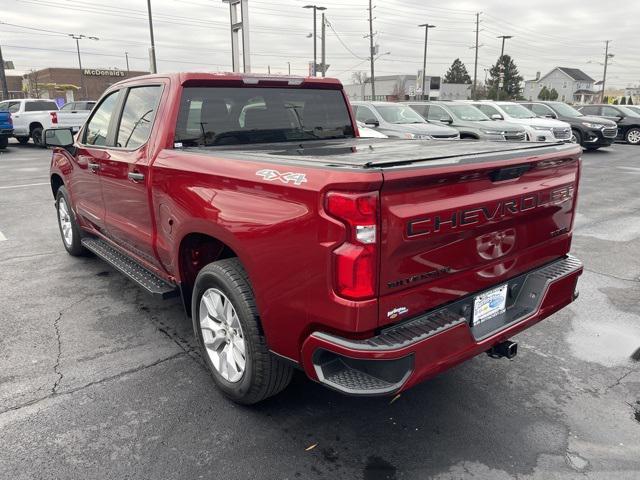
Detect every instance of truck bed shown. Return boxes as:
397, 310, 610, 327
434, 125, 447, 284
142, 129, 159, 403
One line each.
181, 138, 577, 169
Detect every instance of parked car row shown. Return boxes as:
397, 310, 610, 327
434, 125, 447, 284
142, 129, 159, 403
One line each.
354, 97, 639, 149
0, 99, 95, 147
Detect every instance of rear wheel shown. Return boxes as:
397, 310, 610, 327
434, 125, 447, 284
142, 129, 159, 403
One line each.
55, 186, 86, 256
0, 136, 7, 149
31, 127, 44, 147
625, 127, 640, 145
192, 258, 293, 404
16, 136, 29, 145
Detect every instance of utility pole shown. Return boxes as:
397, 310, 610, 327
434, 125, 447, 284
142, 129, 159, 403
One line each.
601, 40, 611, 103
419, 23, 435, 100
472, 12, 480, 100
303, 5, 326, 77
498, 35, 512, 58
0, 42, 8, 100
367, 0, 376, 98
496, 35, 512, 100
125, 51, 130, 72
287, 61, 291, 75
146, 0, 157, 73
69, 34, 98, 100
321, 12, 326, 77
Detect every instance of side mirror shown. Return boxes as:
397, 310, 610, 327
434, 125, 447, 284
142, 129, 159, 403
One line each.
545, 113, 557, 119
44, 128, 74, 148
364, 118, 379, 127
440, 117, 453, 124
491, 114, 504, 120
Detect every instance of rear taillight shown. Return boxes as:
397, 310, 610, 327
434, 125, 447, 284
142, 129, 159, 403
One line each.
50, 112, 58, 124
325, 191, 378, 300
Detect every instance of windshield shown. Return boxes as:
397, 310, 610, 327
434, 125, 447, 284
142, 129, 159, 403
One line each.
375, 104, 426, 124
549, 102, 583, 117
448, 105, 490, 121
501, 104, 536, 119
617, 105, 640, 117
175, 87, 354, 147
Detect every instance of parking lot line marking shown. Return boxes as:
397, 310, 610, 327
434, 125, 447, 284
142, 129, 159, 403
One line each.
0, 182, 49, 190
0, 231, 6, 242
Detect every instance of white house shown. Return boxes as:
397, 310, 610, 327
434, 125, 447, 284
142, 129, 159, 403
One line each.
523, 67, 598, 104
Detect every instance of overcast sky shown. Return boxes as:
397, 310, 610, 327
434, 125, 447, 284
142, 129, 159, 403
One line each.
1, 0, 638, 88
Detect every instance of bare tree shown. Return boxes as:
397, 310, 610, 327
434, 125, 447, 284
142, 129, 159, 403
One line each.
351, 71, 369, 85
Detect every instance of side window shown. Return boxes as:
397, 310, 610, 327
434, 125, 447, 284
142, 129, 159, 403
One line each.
531, 104, 553, 116
602, 106, 620, 117
25, 101, 58, 112
84, 91, 120, 146
476, 104, 499, 117
355, 105, 377, 123
0, 101, 20, 113
409, 104, 428, 118
426, 105, 450, 122
116, 86, 162, 149
579, 106, 598, 115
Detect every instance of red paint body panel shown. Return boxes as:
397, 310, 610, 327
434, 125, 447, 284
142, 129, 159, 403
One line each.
50, 72, 583, 394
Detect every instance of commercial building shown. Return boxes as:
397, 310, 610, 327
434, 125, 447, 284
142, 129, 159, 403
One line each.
343, 74, 469, 101
6, 67, 148, 104
523, 67, 598, 104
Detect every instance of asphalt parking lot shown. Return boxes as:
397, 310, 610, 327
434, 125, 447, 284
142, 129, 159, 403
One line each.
0, 139, 638, 480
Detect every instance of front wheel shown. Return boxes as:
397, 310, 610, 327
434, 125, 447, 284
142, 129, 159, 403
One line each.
625, 127, 640, 145
192, 258, 293, 404
55, 186, 86, 256
0, 136, 7, 149
16, 136, 29, 145
571, 129, 582, 145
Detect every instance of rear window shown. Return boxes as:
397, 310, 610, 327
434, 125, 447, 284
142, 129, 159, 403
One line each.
25, 101, 58, 112
175, 87, 354, 147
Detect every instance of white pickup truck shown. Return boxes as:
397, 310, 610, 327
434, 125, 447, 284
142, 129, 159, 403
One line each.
0, 99, 91, 146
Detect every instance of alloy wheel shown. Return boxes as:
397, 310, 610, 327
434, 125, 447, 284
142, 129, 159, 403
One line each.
58, 197, 74, 247
199, 288, 247, 383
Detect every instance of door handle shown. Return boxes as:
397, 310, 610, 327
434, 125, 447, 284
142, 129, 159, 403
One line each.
128, 171, 145, 182
88, 162, 100, 172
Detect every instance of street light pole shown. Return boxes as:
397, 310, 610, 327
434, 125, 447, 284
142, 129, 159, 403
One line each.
146, 0, 158, 73
125, 51, 130, 72
419, 23, 435, 100
303, 5, 326, 76
69, 34, 98, 100
496, 35, 512, 100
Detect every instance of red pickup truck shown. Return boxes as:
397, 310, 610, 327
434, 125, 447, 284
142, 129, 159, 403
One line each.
46, 73, 583, 404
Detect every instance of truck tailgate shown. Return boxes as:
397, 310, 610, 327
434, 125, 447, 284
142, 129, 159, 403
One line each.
378, 143, 581, 327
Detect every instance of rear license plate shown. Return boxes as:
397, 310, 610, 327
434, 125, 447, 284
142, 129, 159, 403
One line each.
472, 284, 508, 326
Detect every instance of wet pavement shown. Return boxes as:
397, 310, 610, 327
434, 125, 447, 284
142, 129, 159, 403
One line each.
0, 140, 638, 479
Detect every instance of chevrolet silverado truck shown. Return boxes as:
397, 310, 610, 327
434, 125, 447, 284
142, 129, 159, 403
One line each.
0, 110, 12, 149
45, 73, 583, 404
0, 99, 91, 147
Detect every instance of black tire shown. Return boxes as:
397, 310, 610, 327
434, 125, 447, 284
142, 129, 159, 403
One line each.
16, 136, 29, 145
55, 186, 86, 256
625, 127, 640, 145
571, 129, 582, 146
192, 258, 293, 404
31, 127, 44, 147
0, 136, 7, 149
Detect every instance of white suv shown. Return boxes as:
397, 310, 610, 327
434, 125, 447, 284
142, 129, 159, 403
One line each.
470, 101, 572, 142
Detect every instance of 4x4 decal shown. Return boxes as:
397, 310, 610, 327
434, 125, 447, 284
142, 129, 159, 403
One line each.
256, 169, 308, 186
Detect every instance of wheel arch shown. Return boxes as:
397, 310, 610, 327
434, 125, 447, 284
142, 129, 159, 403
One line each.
29, 121, 43, 133
177, 232, 240, 317
50, 173, 64, 198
